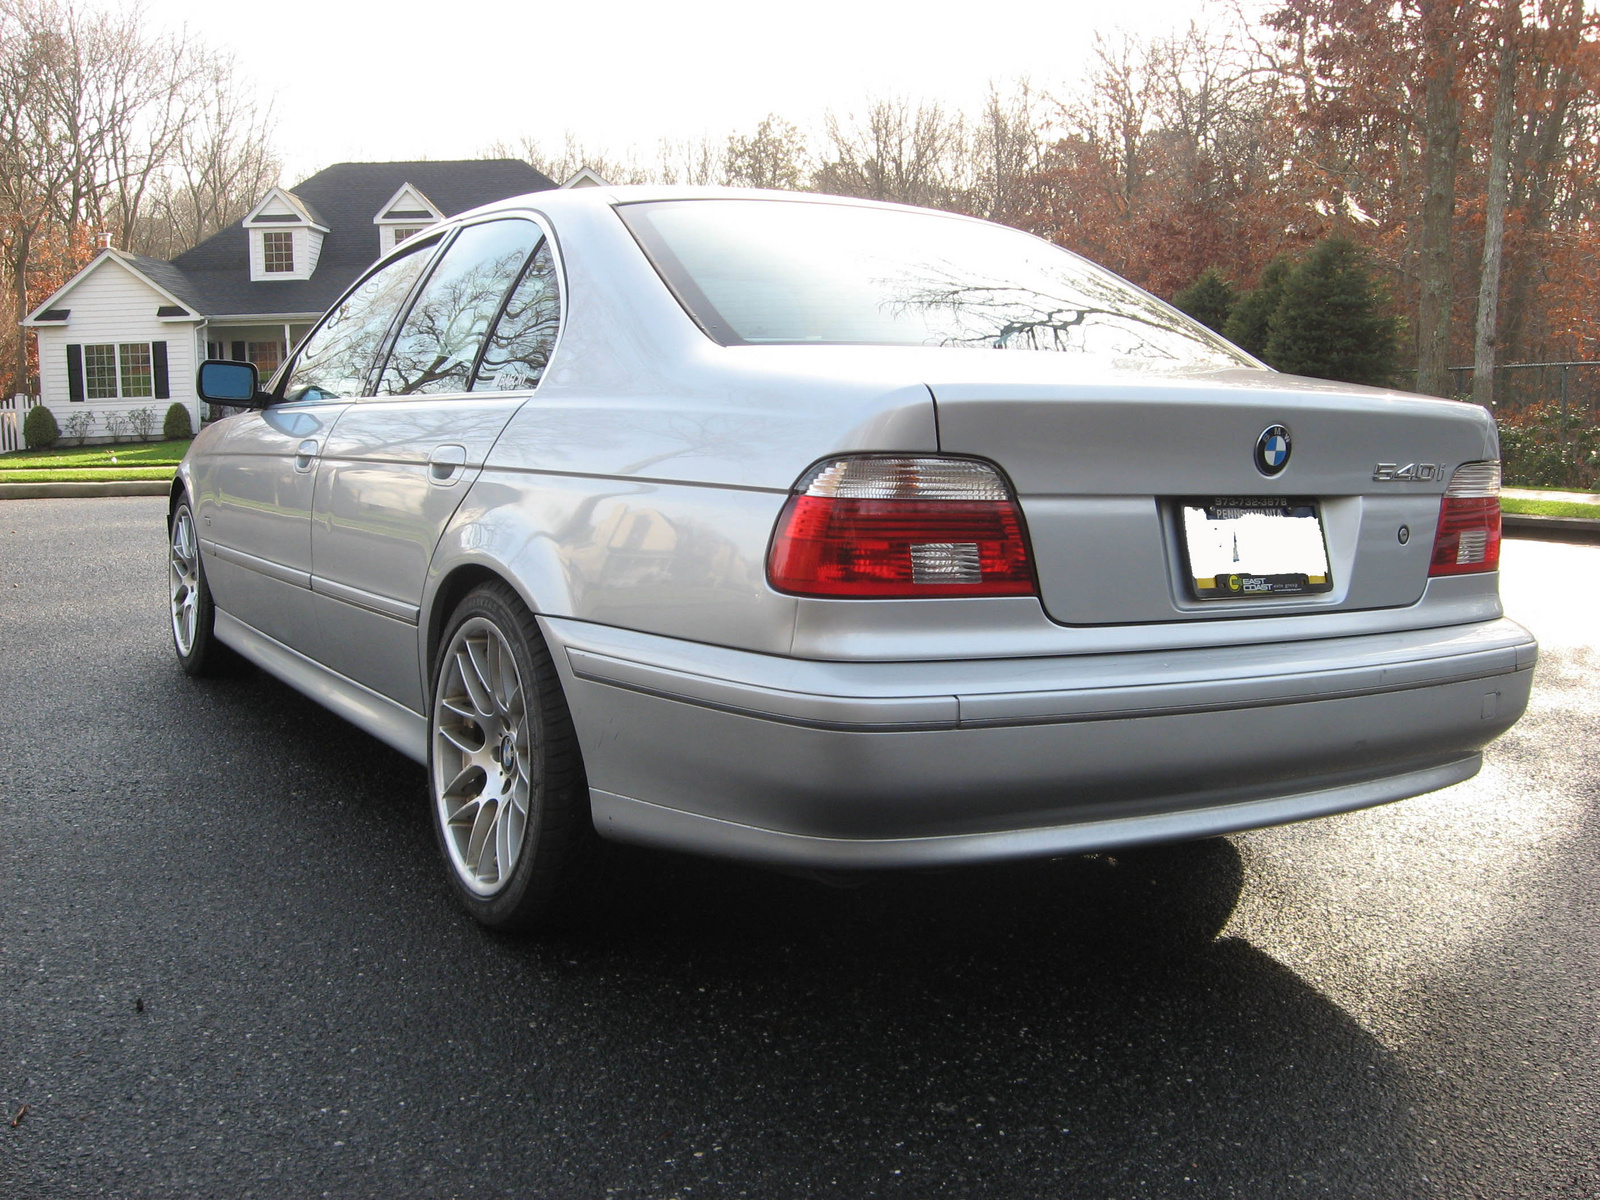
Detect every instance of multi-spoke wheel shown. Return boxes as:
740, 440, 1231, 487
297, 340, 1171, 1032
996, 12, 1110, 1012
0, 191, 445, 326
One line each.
429, 582, 594, 929
168, 498, 225, 676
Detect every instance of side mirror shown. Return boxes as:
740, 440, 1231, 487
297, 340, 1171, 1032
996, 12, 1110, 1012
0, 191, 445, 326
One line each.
196, 359, 273, 408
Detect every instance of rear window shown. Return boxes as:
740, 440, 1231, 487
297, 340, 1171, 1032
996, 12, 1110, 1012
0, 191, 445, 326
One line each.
619, 199, 1255, 371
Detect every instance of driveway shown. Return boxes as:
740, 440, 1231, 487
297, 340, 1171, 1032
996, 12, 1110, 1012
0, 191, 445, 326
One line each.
1, 498, 1596, 1198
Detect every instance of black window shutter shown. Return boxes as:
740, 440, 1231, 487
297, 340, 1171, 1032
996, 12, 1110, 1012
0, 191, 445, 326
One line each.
230, 341, 246, 362
67, 344, 84, 401
151, 341, 169, 399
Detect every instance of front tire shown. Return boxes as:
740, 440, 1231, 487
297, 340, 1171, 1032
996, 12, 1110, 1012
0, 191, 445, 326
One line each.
429, 582, 595, 930
168, 499, 227, 677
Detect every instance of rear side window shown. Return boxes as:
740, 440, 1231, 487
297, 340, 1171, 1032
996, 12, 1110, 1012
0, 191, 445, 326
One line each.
473, 240, 560, 392
377, 219, 545, 396
281, 238, 439, 402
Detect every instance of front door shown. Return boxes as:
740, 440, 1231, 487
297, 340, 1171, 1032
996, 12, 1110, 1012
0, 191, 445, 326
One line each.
308, 218, 561, 712
201, 400, 347, 657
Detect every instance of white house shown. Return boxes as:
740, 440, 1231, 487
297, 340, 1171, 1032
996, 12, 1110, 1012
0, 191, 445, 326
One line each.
23, 159, 555, 439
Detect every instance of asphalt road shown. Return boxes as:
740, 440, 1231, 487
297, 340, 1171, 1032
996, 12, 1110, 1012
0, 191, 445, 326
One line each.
2, 498, 1596, 1199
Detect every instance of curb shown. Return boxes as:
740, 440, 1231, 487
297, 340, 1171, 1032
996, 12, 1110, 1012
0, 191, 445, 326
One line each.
0, 480, 172, 499
1503, 512, 1600, 544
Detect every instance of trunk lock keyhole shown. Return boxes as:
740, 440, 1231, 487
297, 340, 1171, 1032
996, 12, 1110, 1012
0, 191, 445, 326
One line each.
1398, 525, 1411, 545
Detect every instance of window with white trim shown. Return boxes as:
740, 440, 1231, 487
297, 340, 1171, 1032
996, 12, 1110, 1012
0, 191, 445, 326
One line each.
119, 342, 153, 396
83, 342, 154, 398
84, 344, 118, 399
392, 226, 424, 244
263, 230, 295, 273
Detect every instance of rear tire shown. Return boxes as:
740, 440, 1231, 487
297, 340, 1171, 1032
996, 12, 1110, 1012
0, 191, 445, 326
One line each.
168, 499, 229, 677
429, 582, 595, 930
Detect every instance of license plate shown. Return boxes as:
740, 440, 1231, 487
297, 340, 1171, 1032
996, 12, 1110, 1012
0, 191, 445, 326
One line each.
1180, 498, 1333, 599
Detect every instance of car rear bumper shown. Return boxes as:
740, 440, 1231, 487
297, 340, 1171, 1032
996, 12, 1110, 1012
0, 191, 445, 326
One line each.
542, 615, 1537, 869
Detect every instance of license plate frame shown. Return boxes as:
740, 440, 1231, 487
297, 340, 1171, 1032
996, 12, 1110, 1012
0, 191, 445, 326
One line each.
1180, 497, 1334, 600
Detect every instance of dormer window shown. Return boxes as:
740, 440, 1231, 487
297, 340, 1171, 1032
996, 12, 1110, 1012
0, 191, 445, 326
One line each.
263, 230, 295, 273
243, 186, 328, 281
374, 183, 445, 257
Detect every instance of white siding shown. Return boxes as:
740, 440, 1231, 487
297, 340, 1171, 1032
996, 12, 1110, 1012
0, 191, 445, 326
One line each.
32, 258, 202, 434
255, 192, 302, 218
377, 221, 437, 257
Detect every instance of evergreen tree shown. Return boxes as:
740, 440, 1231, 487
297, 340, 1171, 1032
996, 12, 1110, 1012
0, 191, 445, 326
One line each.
1264, 237, 1401, 386
1171, 268, 1236, 334
1222, 254, 1293, 357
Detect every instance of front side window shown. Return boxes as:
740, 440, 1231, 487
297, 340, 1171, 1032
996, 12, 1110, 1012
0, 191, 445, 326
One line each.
118, 342, 153, 397
263, 230, 295, 273
620, 199, 1257, 371
84, 344, 118, 399
474, 241, 560, 392
378, 219, 544, 396
281, 238, 439, 402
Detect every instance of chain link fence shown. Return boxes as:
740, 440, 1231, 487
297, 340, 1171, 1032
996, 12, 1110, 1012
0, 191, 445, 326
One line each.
1423, 362, 1600, 491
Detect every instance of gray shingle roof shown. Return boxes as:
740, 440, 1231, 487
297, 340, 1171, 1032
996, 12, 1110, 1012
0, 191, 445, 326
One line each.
162, 159, 554, 319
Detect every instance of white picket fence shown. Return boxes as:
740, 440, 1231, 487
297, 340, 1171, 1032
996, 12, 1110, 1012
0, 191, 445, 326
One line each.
0, 395, 41, 454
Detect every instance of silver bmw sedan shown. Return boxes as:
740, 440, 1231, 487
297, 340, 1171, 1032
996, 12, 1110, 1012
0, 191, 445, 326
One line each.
173, 187, 1535, 930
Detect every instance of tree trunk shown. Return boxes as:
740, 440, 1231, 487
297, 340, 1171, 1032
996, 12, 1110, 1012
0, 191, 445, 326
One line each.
1472, 19, 1519, 409
1416, 0, 1464, 397
11, 225, 30, 398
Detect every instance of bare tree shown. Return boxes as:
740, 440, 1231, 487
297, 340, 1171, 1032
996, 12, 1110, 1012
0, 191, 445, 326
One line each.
487, 133, 654, 186
722, 115, 808, 190
814, 97, 968, 209
133, 53, 280, 258
970, 81, 1044, 223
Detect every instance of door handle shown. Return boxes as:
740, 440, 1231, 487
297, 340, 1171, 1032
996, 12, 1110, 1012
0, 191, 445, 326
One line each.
428, 444, 468, 486
294, 438, 318, 472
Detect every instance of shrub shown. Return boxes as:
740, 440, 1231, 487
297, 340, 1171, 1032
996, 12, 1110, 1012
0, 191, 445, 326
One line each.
62, 410, 96, 444
1496, 402, 1600, 490
1171, 268, 1236, 335
127, 405, 157, 441
22, 403, 59, 449
1264, 237, 1401, 386
102, 410, 129, 441
163, 402, 193, 440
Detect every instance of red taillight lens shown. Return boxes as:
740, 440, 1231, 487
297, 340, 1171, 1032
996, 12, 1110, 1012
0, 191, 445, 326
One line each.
768, 457, 1036, 598
1429, 461, 1502, 576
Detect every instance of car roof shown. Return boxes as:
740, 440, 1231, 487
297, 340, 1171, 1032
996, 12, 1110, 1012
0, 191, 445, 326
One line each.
446, 183, 999, 228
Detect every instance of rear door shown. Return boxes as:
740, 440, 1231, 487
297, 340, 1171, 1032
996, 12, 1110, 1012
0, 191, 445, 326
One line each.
309, 217, 562, 711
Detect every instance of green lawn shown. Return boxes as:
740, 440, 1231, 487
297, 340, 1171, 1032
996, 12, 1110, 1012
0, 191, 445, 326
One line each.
1501, 497, 1600, 520
0, 466, 176, 483
0, 439, 191, 469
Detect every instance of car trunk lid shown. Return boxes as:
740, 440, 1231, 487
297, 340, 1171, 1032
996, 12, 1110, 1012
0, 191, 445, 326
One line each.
931, 367, 1498, 626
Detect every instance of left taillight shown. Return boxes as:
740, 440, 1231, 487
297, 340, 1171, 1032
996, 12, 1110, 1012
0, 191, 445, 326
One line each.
1429, 460, 1502, 576
767, 455, 1037, 598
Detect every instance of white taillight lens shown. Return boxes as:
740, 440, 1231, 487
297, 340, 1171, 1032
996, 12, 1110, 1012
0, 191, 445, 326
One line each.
1429, 460, 1502, 576
767, 456, 1036, 598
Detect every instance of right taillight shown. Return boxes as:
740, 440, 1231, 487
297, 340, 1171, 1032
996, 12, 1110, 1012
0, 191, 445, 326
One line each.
767, 455, 1037, 598
1429, 460, 1502, 576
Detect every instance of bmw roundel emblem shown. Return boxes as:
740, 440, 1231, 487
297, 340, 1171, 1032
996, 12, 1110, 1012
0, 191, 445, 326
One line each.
1255, 425, 1292, 476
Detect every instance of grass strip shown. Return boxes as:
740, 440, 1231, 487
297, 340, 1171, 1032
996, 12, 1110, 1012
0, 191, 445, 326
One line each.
0, 439, 191, 468
1501, 497, 1600, 519
0, 467, 176, 483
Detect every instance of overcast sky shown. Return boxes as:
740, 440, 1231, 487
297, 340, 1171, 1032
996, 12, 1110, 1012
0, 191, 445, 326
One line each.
139, 0, 1213, 181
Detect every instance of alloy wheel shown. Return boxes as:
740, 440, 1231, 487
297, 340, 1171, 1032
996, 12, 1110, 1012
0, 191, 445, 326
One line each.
169, 506, 200, 657
432, 617, 534, 896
